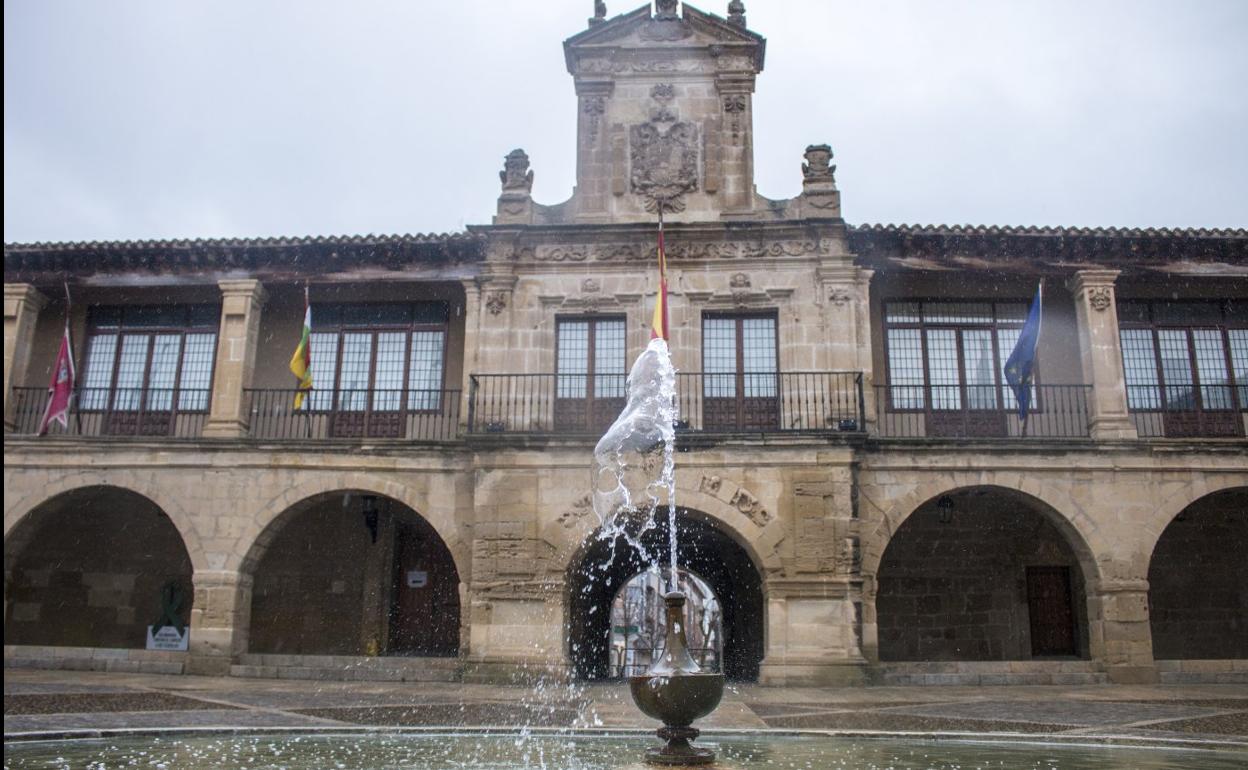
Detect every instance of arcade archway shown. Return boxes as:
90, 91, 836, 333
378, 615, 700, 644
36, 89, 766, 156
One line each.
567, 508, 763, 681
876, 486, 1092, 661
247, 491, 460, 656
4, 486, 193, 650
1149, 486, 1247, 660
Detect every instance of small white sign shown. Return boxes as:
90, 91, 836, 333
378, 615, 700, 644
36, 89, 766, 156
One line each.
146, 625, 189, 651
406, 570, 428, 588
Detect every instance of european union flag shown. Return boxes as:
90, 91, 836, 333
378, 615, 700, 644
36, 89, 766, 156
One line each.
1004, 284, 1043, 422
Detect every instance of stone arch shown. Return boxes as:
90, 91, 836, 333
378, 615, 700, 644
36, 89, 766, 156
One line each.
1147, 486, 1247, 660
236, 471, 467, 580
870, 484, 1098, 663
565, 505, 766, 682
4, 475, 206, 572
861, 476, 1101, 588
244, 487, 462, 657
5, 485, 195, 650
1144, 476, 1248, 560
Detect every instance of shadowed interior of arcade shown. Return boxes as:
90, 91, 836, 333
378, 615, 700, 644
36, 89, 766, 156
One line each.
246, 491, 460, 657
567, 507, 764, 682
876, 487, 1092, 662
1149, 487, 1248, 660
4, 486, 194, 650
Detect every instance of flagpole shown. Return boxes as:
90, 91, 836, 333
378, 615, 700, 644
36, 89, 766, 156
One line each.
66, 282, 82, 435
302, 282, 313, 440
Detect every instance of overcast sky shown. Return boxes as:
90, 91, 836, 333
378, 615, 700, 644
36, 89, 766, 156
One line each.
5, 0, 1247, 244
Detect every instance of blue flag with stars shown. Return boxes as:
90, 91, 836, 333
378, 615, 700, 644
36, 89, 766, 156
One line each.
1004, 284, 1043, 421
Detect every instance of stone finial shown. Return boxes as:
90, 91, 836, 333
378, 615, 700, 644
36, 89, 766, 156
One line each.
589, 0, 606, 25
802, 144, 836, 182
727, 0, 745, 27
499, 149, 534, 194
655, 0, 679, 20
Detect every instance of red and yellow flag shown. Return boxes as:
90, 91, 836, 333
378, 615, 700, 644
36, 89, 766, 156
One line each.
290, 290, 313, 409
650, 223, 669, 341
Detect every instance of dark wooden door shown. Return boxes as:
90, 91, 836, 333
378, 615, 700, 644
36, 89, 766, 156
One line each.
388, 519, 459, 656
1026, 566, 1077, 656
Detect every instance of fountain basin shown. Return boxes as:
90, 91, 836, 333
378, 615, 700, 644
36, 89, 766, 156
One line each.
629, 671, 724, 727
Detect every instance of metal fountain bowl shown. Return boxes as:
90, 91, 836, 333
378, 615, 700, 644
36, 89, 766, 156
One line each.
629, 670, 724, 729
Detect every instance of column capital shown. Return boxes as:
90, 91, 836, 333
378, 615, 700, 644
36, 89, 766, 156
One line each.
4, 283, 49, 316
1067, 268, 1121, 292
216, 278, 267, 304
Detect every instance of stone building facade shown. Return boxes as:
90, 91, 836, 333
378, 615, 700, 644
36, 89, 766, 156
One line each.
4, 3, 1247, 687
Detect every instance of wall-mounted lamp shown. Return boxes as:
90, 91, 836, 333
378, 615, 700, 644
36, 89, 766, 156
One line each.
362, 495, 380, 543
936, 495, 955, 524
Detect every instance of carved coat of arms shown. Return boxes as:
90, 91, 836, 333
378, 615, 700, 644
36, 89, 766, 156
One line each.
630, 121, 699, 212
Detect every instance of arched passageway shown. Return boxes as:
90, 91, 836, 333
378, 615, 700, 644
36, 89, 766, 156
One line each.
609, 566, 722, 677
876, 486, 1091, 661
1149, 487, 1247, 660
567, 508, 763, 681
4, 486, 193, 649
247, 491, 460, 656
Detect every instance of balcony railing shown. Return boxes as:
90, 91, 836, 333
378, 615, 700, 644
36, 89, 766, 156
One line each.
243, 388, 461, 441
873, 384, 1093, 439
8, 387, 209, 437
1128, 385, 1246, 439
467, 372, 864, 435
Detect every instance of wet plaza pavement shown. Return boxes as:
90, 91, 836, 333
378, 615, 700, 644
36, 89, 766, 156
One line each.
4, 669, 1246, 749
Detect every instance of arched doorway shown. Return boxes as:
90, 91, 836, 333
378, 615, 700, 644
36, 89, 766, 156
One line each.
567, 508, 763, 681
876, 486, 1091, 661
4, 486, 193, 649
608, 566, 722, 677
247, 491, 460, 656
1149, 487, 1247, 660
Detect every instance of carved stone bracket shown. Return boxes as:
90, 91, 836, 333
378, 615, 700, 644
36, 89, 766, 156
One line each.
485, 292, 508, 316
1088, 286, 1112, 311
827, 288, 852, 307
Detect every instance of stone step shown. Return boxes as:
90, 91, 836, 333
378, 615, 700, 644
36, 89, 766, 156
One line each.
871, 660, 1107, 686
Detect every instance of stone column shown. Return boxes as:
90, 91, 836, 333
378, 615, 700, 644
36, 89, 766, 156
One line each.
819, 266, 875, 430
460, 279, 482, 430
3, 284, 49, 432
1090, 578, 1158, 684
202, 280, 267, 438
186, 569, 252, 676
760, 580, 867, 686
1068, 270, 1137, 439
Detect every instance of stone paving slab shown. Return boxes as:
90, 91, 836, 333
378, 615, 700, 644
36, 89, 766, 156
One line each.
886, 699, 1234, 726
5, 692, 235, 715
4, 709, 333, 733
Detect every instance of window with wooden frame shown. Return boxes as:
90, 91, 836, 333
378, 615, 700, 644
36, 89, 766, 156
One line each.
1117, 299, 1246, 437
882, 300, 1032, 412
304, 303, 448, 429
79, 305, 220, 434
701, 311, 779, 430
554, 315, 626, 432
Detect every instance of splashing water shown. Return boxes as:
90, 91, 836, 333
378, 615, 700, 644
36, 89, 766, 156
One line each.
591, 337, 679, 592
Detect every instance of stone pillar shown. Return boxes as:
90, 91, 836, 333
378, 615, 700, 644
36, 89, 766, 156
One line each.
460, 279, 482, 430
819, 266, 874, 429
1090, 578, 1158, 684
3, 284, 49, 432
186, 569, 252, 676
759, 580, 867, 686
202, 280, 267, 438
1068, 270, 1137, 439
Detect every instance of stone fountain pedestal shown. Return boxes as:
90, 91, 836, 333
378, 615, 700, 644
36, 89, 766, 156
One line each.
629, 591, 724, 765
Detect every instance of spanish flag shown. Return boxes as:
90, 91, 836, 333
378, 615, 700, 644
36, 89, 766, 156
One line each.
290, 291, 313, 409
651, 221, 669, 341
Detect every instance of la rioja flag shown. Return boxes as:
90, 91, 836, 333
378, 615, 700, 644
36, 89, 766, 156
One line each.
38, 323, 76, 435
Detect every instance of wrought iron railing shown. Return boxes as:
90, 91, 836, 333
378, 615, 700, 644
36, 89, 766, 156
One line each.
467, 372, 864, 435
873, 384, 1093, 439
7, 386, 209, 437
243, 388, 461, 441
1126, 384, 1246, 438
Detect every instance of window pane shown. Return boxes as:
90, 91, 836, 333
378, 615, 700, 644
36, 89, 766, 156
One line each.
994, 303, 1028, 324
886, 328, 924, 409
1192, 330, 1232, 410
1120, 329, 1160, 409
145, 334, 182, 411
557, 320, 589, 399
924, 302, 992, 325
81, 334, 118, 409
408, 330, 446, 410
741, 318, 776, 397
885, 302, 920, 324
1229, 330, 1248, 408
962, 329, 998, 409
1157, 330, 1195, 410
338, 333, 373, 411
113, 334, 150, 411
703, 318, 736, 398
307, 333, 338, 411
925, 329, 961, 409
178, 333, 216, 411
372, 332, 406, 411
594, 319, 626, 399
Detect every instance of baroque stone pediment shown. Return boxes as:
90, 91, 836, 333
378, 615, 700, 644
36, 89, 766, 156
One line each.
564, 4, 764, 53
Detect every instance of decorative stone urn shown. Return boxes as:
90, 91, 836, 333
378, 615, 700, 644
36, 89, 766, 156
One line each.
629, 591, 725, 765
